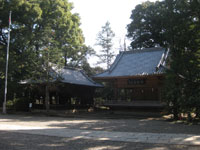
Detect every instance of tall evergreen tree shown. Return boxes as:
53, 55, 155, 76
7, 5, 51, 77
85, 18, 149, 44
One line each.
127, 0, 200, 120
0, 0, 92, 111
96, 21, 115, 69
127, 1, 166, 49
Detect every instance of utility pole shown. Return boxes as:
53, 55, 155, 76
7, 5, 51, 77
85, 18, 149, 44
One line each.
3, 11, 12, 114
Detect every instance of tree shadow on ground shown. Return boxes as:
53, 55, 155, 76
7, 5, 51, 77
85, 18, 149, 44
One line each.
47, 118, 200, 135
0, 113, 200, 135
0, 131, 199, 150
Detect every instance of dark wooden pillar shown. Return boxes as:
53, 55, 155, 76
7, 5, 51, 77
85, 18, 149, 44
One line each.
56, 92, 59, 104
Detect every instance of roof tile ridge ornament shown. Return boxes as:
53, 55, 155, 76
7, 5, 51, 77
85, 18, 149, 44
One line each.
108, 51, 124, 73
156, 47, 169, 71
163, 48, 170, 66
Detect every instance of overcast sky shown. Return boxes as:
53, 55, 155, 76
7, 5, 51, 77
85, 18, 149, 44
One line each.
69, 0, 156, 67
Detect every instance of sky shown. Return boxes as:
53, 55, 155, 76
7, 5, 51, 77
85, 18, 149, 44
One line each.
69, 0, 156, 67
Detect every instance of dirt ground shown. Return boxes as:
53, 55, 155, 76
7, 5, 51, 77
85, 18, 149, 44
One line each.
1, 131, 199, 150
0, 111, 200, 150
1, 111, 200, 134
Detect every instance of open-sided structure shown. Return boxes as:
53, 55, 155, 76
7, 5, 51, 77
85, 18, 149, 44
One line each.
93, 47, 169, 107
21, 67, 102, 108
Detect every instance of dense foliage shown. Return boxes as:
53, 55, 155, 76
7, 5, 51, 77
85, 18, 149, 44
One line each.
127, 1, 166, 49
0, 0, 93, 110
127, 0, 200, 120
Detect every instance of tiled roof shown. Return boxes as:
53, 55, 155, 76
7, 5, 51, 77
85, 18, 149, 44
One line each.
57, 67, 102, 87
95, 47, 168, 78
21, 67, 102, 87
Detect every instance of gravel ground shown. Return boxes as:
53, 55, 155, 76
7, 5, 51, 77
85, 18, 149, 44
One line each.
0, 114, 199, 135
0, 113, 200, 150
0, 131, 199, 150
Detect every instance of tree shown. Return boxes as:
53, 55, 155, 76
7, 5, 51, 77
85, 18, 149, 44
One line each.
0, 0, 43, 107
127, 0, 200, 120
127, 1, 167, 49
80, 59, 105, 77
0, 0, 91, 111
161, 0, 200, 120
96, 21, 115, 69
118, 37, 127, 52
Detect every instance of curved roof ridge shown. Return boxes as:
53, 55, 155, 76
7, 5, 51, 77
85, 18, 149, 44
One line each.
63, 66, 82, 71
109, 52, 124, 73
156, 48, 169, 71
123, 47, 164, 55
80, 70, 101, 85
93, 52, 124, 77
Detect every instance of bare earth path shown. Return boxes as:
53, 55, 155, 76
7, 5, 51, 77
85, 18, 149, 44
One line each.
0, 114, 200, 150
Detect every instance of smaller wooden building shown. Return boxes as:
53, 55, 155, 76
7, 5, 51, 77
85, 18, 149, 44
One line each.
93, 47, 169, 107
21, 67, 102, 108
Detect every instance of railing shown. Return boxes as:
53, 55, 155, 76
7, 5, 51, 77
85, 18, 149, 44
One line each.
102, 100, 166, 107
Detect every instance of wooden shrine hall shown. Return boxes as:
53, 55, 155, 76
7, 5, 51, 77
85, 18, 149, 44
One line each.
93, 47, 169, 107
21, 66, 102, 108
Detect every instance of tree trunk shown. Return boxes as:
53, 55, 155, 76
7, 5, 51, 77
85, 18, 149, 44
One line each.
196, 107, 200, 119
64, 53, 67, 66
173, 107, 179, 120
45, 85, 50, 111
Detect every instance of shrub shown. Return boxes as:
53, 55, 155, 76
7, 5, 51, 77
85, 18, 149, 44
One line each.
6, 98, 30, 111
6, 100, 14, 110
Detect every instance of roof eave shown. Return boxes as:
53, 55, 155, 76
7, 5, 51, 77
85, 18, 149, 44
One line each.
93, 73, 165, 80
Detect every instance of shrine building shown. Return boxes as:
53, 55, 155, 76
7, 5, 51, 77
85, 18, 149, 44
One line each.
93, 47, 169, 107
